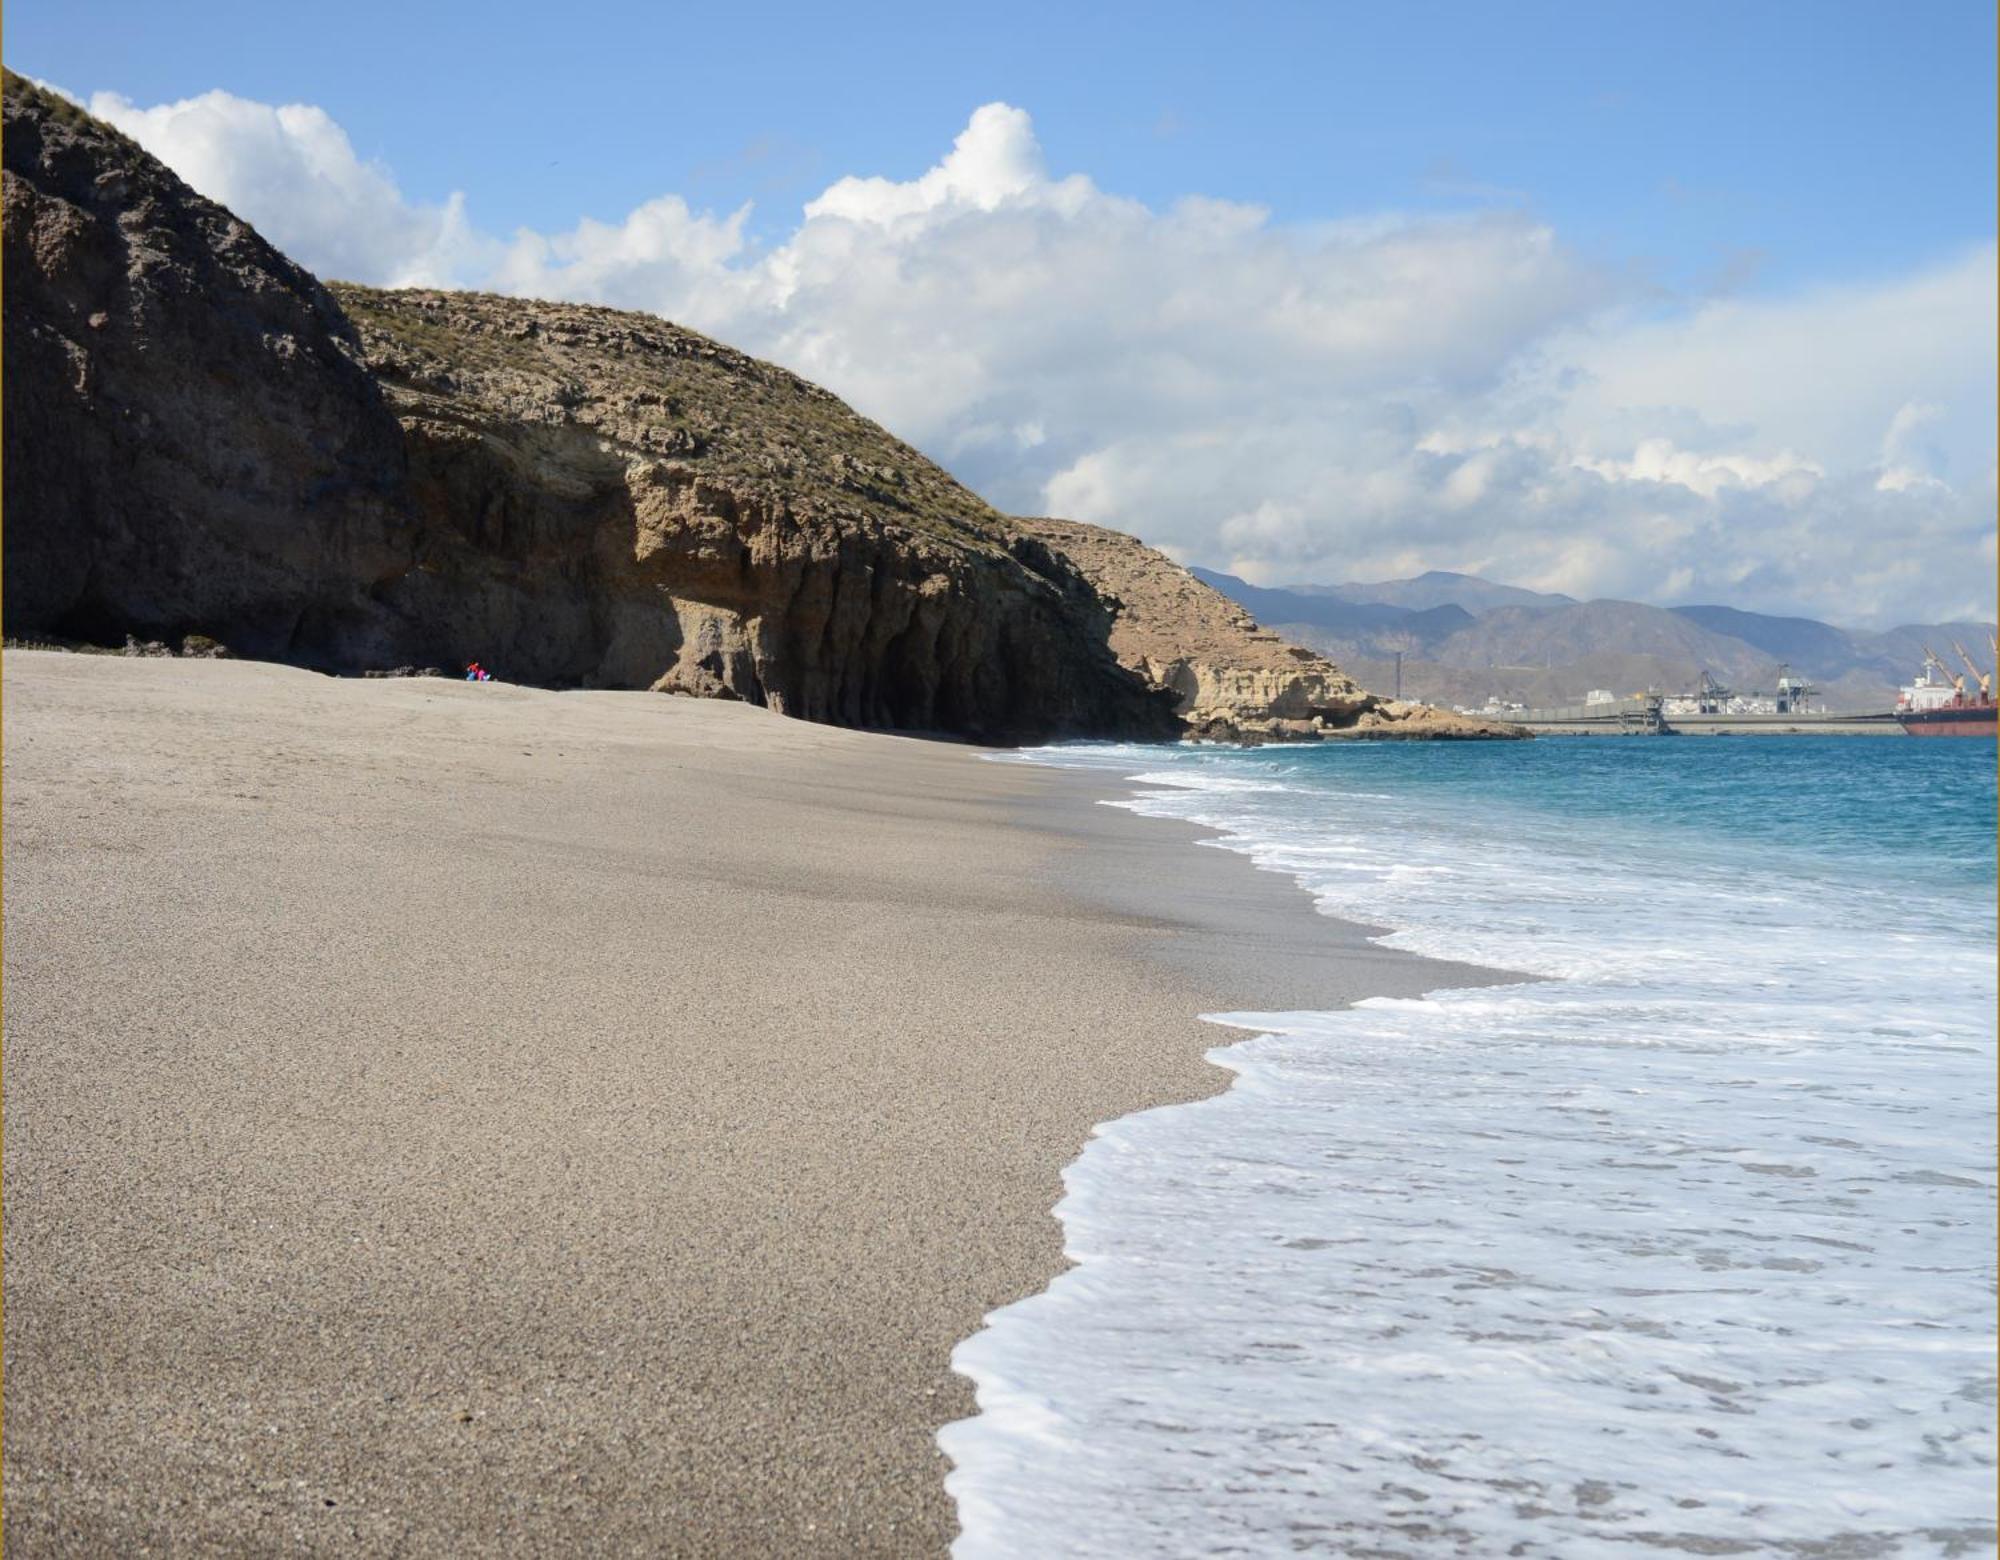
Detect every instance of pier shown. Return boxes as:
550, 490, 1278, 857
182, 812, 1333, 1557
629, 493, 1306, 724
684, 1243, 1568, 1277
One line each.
1512, 696, 1665, 735
1511, 696, 1903, 736
1661, 710, 1903, 736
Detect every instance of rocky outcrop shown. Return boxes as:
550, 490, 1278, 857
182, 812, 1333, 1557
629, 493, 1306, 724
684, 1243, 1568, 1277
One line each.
1, 76, 1172, 742
1009, 518, 1526, 741
3, 75, 1513, 745
1, 73, 416, 662
322, 287, 1174, 739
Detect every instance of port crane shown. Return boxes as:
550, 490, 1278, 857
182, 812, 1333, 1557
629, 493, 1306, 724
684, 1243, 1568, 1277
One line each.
1949, 639, 1991, 700
1771, 663, 1816, 714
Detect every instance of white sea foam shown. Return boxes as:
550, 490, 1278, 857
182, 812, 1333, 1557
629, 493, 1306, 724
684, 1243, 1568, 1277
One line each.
942, 744, 1997, 1556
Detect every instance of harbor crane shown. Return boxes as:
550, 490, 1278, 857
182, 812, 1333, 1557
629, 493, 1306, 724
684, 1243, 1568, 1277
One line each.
1950, 639, 1992, 699
1771, 663, 1816, 714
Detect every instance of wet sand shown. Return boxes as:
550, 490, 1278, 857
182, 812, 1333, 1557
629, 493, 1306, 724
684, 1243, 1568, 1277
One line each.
2, 651, 1497, 1556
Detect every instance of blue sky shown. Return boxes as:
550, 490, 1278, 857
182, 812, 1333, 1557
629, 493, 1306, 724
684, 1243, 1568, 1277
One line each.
14, 2, 1998, 623
20, 0, 1993, 293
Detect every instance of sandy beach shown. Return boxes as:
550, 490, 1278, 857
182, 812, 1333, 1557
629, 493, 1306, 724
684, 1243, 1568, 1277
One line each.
2, 650, 1493, 1556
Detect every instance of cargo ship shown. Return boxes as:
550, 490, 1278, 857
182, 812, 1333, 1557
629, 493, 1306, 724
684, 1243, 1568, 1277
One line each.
1895, 641, 1997, 737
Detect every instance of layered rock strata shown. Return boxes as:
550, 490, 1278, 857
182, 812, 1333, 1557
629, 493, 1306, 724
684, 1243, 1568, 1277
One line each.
3, 74, 1514, 744
1, 75, 1173, 742
324, 286, 1173, 740
1010, 518, 1525, 741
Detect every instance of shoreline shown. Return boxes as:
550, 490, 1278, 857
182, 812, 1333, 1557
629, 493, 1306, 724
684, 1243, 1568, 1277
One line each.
937, 717, 2000, 1554
3, 652, 1501, 1555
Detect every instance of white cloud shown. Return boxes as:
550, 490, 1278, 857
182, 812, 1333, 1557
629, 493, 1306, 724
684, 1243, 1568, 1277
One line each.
802, 102, 1081, 224
1549, 252, 1996, 485
85, 88, 489, 287
491, 196, 752, 320
1876, 401, 1949, 493
66, 85, 1999, 628
1569, 439, 1822, 501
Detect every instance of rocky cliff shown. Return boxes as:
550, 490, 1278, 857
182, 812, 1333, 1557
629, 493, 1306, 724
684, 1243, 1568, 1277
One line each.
3, 73, 1512, 745
1010, 519, 1525, 741
320, 286, 1173, 739
1, 73, 417, 661
2, 75, 1173, 742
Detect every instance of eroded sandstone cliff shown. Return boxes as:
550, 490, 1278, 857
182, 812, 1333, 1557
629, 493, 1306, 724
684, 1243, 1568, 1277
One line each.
2, 76, 1176, 741
321, 285, 1172, 739
3, 74, 1512, 745
1009, 518, 1525, 741
1, 73, 417, 662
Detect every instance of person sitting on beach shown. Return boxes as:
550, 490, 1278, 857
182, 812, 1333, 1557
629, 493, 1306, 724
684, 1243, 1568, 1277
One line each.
465, 661, 491, 683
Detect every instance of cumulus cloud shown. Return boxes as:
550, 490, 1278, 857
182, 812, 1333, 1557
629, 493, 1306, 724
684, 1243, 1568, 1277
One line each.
802, 102, 1079, 223
69, 85, 1999, 627
85, 88, 489, 286
1569, 441, 1823, 501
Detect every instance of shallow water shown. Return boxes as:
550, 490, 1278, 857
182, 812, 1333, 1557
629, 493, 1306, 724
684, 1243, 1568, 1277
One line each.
941, 737, 1997, 1557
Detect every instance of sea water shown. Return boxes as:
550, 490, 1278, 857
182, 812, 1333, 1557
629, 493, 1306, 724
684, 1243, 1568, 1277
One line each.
940, 737, 1997, 1557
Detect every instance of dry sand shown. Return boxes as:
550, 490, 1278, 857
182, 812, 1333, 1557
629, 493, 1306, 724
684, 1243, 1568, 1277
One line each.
2, 650, 1496, 1556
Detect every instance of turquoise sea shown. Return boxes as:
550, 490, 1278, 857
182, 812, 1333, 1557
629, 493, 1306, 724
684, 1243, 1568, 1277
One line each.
944, 737, 1997, 1557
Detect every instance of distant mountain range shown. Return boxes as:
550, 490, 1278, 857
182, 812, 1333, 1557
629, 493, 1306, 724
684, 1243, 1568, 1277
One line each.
1291, 569, 1576, 614
1189, 567, 1997, 710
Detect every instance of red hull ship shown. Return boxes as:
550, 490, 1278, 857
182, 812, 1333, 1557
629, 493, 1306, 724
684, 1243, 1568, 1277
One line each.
1897, 700, 1997, 737
1895, 641, 1997, 737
